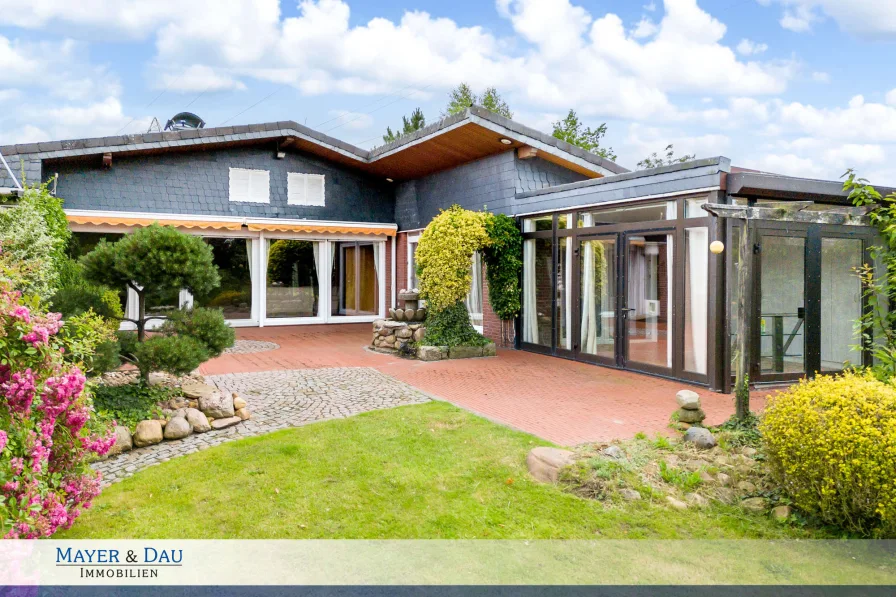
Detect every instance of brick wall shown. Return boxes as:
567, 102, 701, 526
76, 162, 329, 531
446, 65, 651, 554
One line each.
481, 263, 516, 347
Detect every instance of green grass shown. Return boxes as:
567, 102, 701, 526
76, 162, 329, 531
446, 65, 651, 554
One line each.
64, 402, 833, 540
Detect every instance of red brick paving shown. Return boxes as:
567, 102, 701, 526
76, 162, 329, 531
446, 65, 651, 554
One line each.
200, 324, 767, 446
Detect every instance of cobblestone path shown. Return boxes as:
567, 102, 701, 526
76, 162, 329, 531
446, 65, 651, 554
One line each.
92, 367, 430, 485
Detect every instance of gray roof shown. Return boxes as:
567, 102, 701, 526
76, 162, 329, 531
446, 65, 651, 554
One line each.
728, 171, 896, 202
0, 106, 627, 177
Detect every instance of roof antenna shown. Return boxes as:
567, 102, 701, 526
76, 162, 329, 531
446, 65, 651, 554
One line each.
146, 117, 162, 133
0, 149, 24, 194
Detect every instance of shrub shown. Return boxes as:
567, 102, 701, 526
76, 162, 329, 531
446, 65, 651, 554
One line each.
482, 213, 522, 321
50, 282, 124, 322
421, 301, 489, 348
0, 200, 59, 298
159, 307, 235, 358
91, 384, 170, 431
760, 370, 896, 537
0, 274, 115, 538
57, 310, 118, 376
132, 335, 209, 380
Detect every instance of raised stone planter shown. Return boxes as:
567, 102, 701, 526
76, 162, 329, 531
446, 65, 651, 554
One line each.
371, 319, 424, 354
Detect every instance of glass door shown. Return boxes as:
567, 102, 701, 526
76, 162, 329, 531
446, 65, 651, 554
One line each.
623, 232, 674, 374
756, 232, 806, 383
576, 235, 618, 366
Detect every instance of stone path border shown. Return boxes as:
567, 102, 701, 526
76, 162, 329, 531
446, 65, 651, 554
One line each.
92, 367, 430, 485
223, 339, 280, 355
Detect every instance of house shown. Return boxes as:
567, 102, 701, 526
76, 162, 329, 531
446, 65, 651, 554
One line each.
0, 107, 884, 392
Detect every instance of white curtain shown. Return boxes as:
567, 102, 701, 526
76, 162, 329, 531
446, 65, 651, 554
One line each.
627, 245, 647, 318
666, 235, 674, 368
580, 216, 597, 353
312, 241, 322, 318
687, 228, 709, 374
522, 220, 538, 344
372, 242, 381, 316
562, 239, 573, 349
465, 252, 483, 326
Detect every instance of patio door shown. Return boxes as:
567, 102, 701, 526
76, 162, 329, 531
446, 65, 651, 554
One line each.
576, 234, 620, 366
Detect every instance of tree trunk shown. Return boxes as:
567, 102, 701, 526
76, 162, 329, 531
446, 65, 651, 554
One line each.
136, 291, 146, 342
734, 221, 756, 420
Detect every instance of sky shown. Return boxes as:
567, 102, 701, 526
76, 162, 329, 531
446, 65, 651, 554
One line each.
0, 0, 894, 183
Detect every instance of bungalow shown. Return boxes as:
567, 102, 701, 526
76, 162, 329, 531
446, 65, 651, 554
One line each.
0, 107, 883, 392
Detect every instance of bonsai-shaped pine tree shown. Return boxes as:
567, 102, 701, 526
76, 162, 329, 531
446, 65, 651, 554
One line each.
80, 224, 234, 380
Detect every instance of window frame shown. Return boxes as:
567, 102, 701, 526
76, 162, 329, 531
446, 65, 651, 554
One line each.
287, 172, 326, 207
229, 167, 270, 204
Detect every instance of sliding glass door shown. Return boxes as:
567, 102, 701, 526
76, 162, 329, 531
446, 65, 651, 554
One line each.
331, 241, 379, 317
578, 236, 617, 365
623, 232, 674, 373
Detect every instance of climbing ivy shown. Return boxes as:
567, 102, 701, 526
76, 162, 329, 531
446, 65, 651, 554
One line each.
482, 213, 522, 321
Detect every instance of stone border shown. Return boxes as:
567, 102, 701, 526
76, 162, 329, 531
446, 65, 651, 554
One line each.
223, 339, 280, 355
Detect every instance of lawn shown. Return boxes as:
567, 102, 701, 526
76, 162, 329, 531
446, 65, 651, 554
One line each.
62, 401, 837, 540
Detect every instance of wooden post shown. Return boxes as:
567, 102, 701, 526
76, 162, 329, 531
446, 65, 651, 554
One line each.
734, 220, 756, 419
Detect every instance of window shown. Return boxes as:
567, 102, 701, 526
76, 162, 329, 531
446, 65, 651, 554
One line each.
229, 168, 270, 203
578, 200, 677, 227
266, 240, 321, 319
465, 252, 484, 331
332, 242, 379, 316
407, 239, 419, 290
288, 173, 326, 206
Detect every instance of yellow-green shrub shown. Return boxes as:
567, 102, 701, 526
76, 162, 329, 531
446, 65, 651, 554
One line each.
415, 205, 491, 312
760, 370, 896, 536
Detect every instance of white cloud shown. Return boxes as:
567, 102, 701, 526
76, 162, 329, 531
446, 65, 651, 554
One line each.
631, 18, 658, 39
778, 95, 896, 142
154, 64, 246, 92
644, 2, 658, 12
811, 71, 830, 83
763, 1, 896, 36
622, 122, 730, 165
736, 38, 768, 56
886, 89, 896, 107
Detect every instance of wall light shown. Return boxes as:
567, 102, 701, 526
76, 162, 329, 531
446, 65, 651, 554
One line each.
710, 240, 725, 254
275, 151, 286, 159
499, 138, 512, 145
386, 178, 394, 183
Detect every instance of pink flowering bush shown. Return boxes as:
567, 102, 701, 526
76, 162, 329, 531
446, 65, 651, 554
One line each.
1, 272, 114, 539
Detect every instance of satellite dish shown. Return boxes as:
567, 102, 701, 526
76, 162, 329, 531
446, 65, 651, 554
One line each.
164, 112, 206, 131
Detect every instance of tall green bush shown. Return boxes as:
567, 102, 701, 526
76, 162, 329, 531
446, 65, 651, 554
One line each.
482, 213, 522, 321
0, 199, 59, 298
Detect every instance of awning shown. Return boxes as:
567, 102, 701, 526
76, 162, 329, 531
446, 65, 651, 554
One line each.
67, 214, 243, 231
246, 223, 395, 236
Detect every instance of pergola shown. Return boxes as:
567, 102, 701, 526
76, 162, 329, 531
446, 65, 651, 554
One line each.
702, 201, 872, 418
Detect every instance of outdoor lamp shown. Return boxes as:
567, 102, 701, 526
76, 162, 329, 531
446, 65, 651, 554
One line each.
710, 240, 725, 254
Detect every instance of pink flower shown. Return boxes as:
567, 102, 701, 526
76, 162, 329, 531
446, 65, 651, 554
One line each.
64, 407, 89, 433
11, 305, 31, 323
81, 430, 116, 456
10, 457, 24, 476
0, 429, 7, 452
2, 480, 19, 493
39, 369, 86, 419
2, 368, 36, 413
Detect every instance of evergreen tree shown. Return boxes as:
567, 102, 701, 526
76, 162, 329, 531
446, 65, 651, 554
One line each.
551, 109, 616, 161
443, 83, 513, 119
382, 107, 426, 143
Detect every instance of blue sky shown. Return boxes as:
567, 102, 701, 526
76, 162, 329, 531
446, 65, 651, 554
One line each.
0, 0, 894, 182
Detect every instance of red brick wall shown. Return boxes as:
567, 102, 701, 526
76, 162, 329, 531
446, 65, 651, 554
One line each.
385, 235, 393, 311
396, 232, 409, 302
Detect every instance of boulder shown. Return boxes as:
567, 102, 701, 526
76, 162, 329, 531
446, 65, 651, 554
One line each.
741, 447, 758, 457
211, 416, 241, 430
682, 426, 716, 449
185, 408, 211, 433
107, 426, 133, 456
715, 472, 732, 487
675, 389, 701, 410
413, 328, 426, 342
698, 470, 714, 484
685, 493, 710, 508
163, 416, 192, 440
233, 396, 247, 410
526, 447, 575, 484
235, 407, 251, 421
396, 327, 413, 339
666, 496, 689, 511
181, 382, 216, 400
771, 505, 792, 521
737, 480, 757, 494
602, 446, 624, 459
677, 408, 706, 424
133, 420, 163, 448
449, 345, 483, 359
418, 345, 447, 362
482, 343, 497, 357
147, 372, 167, 387
199, 390, 235, 419
618, 488, 641, 501
741, 497, 769, 513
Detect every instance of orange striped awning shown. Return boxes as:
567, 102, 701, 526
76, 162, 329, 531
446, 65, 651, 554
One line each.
67, 214, 243, 231
246, 223, 395, 236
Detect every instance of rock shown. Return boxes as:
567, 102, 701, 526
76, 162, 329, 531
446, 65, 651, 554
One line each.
235, 407, 251, 421
682, 427, 716, 449
233, 396, 247, 410
715, 472, 732, 487
396, 327, 413, 340
211, 416, 241, 430
685, 493, 709, 508
378, 327, 390, 336
185, 408, 211, 433
413, 328, 426, 342
771, 505, 792, 521
618, 488, 641, 501
675, 389, 701, 410
715, 487, 737, 504
741, 447, 758, 457
737, 480, 757, 494
449, 345, 483, 359
181, 382, 216, 400
698, 470, 714, 483
107, 426, 133, 456
163, 416, 192, 440
666, 496, 688, 511
741, 497, 769, 513
157, 419, 168, 428
199, 390, 235, 419
373, 319, 385, 328
677, 408, 706, 424
526, 447, 575, 484
147, 372, 167, 387
482, 343, 497, 357
133, 420, 163, 448
603, 446, 624, 459
418, 345, 447, 362
383, 334, 396, 344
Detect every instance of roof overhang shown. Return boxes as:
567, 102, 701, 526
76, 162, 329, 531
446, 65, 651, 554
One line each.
4, 106, 627, 184
728, 172, 896, 203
